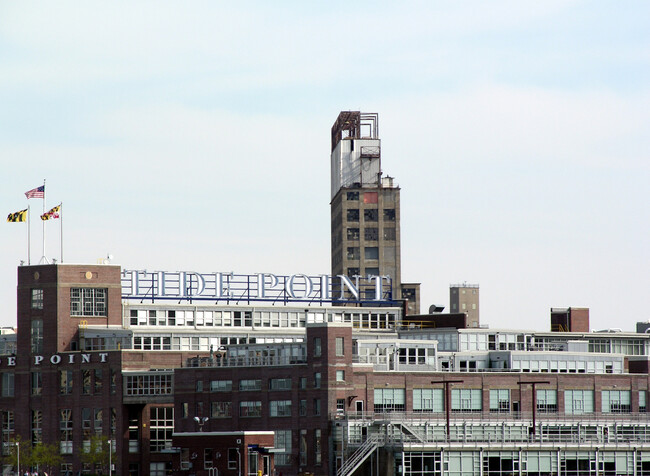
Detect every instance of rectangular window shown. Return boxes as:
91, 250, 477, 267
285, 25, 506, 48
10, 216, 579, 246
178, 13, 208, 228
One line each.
31, 410, 42, 445
363, 192, 378, 204
210, 380, 232, 392
211, 402, 232, 418
128, 416, 139, 454
346, 191, 359, 201
314, 372, 321, 389
2, 372, 15, 397
299, 377, 307, 390
149, 407, 173, 452
313, 399, 321, 416
564, 389, 594, 415
640, 390, 647, 413
110, 369, 117, 395
346, 209, 359, 222
60, 409, 73, 454
1, 411, 14, 456
383, 227, 396, 240
31, 372, 42, 396
31, 289, 43, 309
346, 247, 360, 260
347, 267, 359, 276
335, 337, 344, 356
364, 227, 379, 241
413, 388, 444, 413
346, 228, 360, 240
365, 267, 379, 276
204, 448, 213, 469
313, 338, 322, 357
239, 401, 262, 418
314, 428, 322, 465
602, 390, 631, 413
275, 430, 292, 466
82, 369, 92, 395
364, 247, 379, 260
239, 379, 262, 391
124, 374, 173, 396
337, 398, 345, 414
181, 403, 188, 418
336, 370, 345, 382
227, 448, 238, 470
364, 209, 378, 221
451, 389, 482, 413
94, 369, 103, 394
82, 408, 92, 450
299, 429, 307, 466
374, 388, 406, 412
383, 209, 396, 221
270, 400, 292, 417
31, 319, 43, 354
269, 378, 292, 391
536, 389, 558, 413
489, 389, 510, 413
60, 370, 73, 395
70, 288, 108, 317
299, 399, 307, 416
180, 449, 190, 471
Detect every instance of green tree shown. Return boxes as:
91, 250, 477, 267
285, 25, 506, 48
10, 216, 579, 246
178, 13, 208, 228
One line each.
31, 442, 63, 475
80, 435, 114, 475
5, 436, 32, 474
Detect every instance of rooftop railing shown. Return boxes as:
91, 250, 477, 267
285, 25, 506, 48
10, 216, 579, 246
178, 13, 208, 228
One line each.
186, 354, 307, 368
341, 411, 650, 446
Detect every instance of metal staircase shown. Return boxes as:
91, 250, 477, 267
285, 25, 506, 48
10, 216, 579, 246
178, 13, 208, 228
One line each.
337, 433, 385, 476
397, 422, 426, 443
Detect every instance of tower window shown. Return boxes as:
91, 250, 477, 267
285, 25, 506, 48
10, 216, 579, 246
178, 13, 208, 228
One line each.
364, 247, 379, 260
383, 228, 396, 240
363, 192, 378, 204
70, 288, 108, 317
346, 228, 360, 240
365, 268, 379, 276
364, 209, 378, 222
346, 209, 359, 222
347, 247, 360, 260
364, 228, 379, 240
346, 192, 359, 201
347, 268, 359, 277
383, 209, 396, 221
31, 289, 43, 310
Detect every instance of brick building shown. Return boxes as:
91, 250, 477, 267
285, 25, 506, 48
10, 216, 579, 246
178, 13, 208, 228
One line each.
3, 262, 650, 476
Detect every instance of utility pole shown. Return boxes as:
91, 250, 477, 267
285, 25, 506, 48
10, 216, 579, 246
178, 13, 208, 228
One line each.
431, 379, 464, 441
517, 380, 550, 438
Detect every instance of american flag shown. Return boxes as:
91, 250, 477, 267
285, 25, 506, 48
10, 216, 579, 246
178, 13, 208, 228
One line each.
25, 185, 45, 199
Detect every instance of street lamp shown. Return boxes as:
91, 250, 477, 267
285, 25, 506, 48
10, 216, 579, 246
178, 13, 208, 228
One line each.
193, 416, 209, 431
13, 441, 19, 476
107, 439, 112, 476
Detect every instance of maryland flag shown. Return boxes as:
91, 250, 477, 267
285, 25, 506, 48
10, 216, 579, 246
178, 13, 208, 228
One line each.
41, 204, 61, 221
7, 209, 28, 222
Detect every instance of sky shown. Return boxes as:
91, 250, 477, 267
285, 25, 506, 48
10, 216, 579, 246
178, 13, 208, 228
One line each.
0, 1, 648, 331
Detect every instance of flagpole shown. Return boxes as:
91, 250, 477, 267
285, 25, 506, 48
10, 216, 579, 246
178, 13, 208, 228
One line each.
60, 202, 63, 263
27, 205, 31, 265
41, 179, 46, 263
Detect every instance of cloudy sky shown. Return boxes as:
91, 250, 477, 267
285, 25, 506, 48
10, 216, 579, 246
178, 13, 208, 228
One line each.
1, 1, 648, 331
